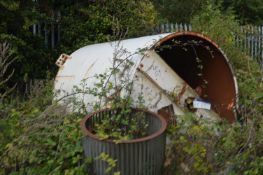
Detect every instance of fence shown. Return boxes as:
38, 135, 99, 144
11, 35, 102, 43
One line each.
30, 10, 61, 49
153, 23, 263, 70
153, 23, 193, 33
32, 21, 263, 69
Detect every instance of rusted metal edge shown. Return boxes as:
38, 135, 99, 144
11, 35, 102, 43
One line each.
80, 108, 167, 144
152, 32, 219, 49
217, 47, 239, 113
151, 31, 239, 120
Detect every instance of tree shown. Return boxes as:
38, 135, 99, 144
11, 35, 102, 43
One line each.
58, 0, 157, 54
152, 0, 207, 23
0, 42, 17, 101
152, 0, 263, 25
0, 0, 55, 85
223, 0, 263, 25
0, 0, 158, 87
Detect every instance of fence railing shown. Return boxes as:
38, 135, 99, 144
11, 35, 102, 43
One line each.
153, 23, 263, 70
30, 10, 61, 49
238, 26, 263, 69
32, 21, 263, 69
153, 23, 192, 34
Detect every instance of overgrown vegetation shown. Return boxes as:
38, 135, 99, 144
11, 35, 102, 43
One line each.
164, 113, 263, 174
162, 2, 263, 174
0, 81, 92, 175
152, 0, 206, 23
0, 0, 157, 85
0, 42, 17, 101
72, 42, 148, 141
153, 0, 263, 25
0, 0, 262, 174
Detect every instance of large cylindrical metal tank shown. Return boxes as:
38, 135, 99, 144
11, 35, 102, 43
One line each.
55, 32, 238, 122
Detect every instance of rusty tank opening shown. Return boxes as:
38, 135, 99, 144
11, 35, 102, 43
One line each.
154, 32, 238, 122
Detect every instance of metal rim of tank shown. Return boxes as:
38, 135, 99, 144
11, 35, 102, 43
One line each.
80, 108, 167, 144
152, 31, 239, 122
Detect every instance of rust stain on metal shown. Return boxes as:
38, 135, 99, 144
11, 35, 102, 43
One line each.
55, 75, 74, 81
152, 32, 220, 50
153, 31, 238, 122
195, 86, 203, 96
176, 82, 188, 103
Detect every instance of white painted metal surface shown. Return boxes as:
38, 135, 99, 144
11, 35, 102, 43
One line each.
54, 33, 220, 122
55, 34, 169, 99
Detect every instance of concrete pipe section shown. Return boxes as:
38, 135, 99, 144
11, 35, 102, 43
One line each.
55, 32, 238, 122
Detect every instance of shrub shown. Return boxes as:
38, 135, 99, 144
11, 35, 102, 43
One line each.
0, 81, 91, 175
163, 2, 263, 174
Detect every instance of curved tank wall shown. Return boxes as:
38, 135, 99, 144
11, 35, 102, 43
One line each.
54, 32, 238, 122
153, 32, 238, 122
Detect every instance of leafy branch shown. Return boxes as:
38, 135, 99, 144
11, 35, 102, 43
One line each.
0, 42, 17, 101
